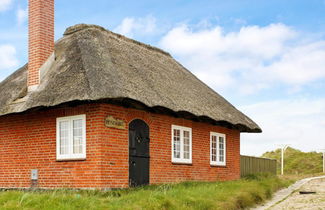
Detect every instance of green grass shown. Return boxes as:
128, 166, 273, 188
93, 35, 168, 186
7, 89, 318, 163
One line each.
262, 147, 323, 174
0, 174, 293, 210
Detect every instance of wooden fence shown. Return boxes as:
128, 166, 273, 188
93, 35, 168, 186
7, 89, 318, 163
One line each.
240, 155, 277, 177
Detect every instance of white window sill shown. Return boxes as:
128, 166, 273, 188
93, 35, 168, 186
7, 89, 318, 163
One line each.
172, 160, 192, 165
56, 156, 86, 162
210, 162, 226, 167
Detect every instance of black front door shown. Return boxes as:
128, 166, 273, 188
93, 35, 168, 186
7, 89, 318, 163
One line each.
129, 119, 150, 187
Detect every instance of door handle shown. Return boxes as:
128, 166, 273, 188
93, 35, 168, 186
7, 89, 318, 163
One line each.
137, 136, 141, 143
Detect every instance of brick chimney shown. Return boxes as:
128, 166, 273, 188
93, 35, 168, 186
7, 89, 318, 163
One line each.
28, 0, 54, 91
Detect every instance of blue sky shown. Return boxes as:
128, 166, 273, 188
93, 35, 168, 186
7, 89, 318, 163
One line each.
1, 0, 325, 156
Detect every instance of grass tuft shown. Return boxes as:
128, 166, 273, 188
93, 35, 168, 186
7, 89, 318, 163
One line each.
0, 174, 293, 210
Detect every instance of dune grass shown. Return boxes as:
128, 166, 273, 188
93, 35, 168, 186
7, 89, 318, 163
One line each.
0, 174, 293, 210
262, 147, 323, 175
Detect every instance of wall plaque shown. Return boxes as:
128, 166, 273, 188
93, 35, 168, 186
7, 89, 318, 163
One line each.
105, 115, 126, 130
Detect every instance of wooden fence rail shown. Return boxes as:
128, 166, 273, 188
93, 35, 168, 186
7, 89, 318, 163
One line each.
240, 155, 277, 177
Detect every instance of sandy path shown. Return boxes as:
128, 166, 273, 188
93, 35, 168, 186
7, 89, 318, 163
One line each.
268, 178, 325, 210
252, 175, 325, 210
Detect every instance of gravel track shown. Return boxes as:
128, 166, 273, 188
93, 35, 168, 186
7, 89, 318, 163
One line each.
252, 175, 325, 210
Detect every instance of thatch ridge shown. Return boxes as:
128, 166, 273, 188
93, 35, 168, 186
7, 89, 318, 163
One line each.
64, 24, 171, 56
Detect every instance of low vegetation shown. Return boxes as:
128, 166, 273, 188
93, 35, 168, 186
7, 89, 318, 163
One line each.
0, 174, 292, 210
262, 147, 323, 174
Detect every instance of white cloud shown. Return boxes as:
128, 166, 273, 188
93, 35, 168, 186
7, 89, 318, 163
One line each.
240, 98, 325, 156
16, 7, 28, 26
114, 15, 157, 38
159, 23, 325, 94
265, 41, 325, 84
161, 24, 294, 58
0, 44, 18, 70
0, 0, 12, 12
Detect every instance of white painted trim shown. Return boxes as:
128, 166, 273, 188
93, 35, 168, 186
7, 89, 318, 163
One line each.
28, 84, 39, 92
28, 53, 55, 92
56, 114, 86, 161
210, 132, 226, 166
171, 125, 192, 164
40, 52, 55, 80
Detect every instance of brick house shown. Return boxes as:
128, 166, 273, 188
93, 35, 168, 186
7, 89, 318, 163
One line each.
0, 0, 261, 189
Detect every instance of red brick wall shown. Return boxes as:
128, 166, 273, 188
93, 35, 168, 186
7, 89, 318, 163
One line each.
0, 103, 240, 189
28, 0, 54, 87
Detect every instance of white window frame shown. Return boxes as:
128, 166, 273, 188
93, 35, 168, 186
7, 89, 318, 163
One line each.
210, 132, 226, 166
171, 125, 192, 164
56, 115, 86, 161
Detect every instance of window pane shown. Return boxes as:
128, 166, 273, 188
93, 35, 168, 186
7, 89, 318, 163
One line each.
59, 121, 69, 155
219, 137, 224, 162
183, 131, 190, 159
73, 119, 83, 154
211, 135, 217, 162
173, 129, 180, 158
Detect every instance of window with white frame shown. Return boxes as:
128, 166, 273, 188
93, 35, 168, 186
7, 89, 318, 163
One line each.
172, 125, 192, 164
210, 132, 226, 166
56, 115, 86, 160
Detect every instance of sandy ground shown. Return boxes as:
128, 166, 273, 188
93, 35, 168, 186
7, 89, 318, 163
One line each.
268, 178, 325, 210
252, 175, 325, 210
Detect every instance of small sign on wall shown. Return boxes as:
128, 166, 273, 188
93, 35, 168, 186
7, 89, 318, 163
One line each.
31, 169, 38, 180
105, 115, 126, 130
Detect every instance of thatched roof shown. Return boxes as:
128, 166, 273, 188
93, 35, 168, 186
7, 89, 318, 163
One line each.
0, 24, 261, 133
